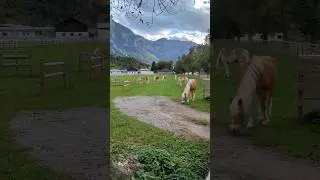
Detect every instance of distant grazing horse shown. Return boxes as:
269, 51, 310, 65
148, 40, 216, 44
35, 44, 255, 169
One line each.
92, 47, 107, 58
137, 75, 149, 84
181, 79, 197, 104
216, 48, 250, 78
154, 75, 161, 81
162, 75, 167, 81
229, 56, 276, 132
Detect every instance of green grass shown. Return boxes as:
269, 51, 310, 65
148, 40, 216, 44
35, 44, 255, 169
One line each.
0, 41, 108, 179
212, 40, 320, 161
110, 75, 210, 178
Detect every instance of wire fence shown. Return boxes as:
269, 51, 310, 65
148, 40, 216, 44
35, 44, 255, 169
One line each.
0, 38, 107, 49
212, 39, 320, 56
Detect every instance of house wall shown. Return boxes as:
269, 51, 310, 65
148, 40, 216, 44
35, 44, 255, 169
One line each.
0, 28, 55, 39
140, 70, 154, 75
235, 32, 284, 41
56, 32, 89, 38
97, 23, 109, 38
97, 29, 108, 38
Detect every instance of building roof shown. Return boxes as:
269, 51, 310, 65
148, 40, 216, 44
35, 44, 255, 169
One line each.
55, 15, 96, 28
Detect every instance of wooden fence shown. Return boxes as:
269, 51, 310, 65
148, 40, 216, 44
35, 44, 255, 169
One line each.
38, 59, 68, 95
212, 39, 320, 56
0, 38, 107, 48
0, 49, 33, 76
297, 55, 320, 120
89, 55, 104, 80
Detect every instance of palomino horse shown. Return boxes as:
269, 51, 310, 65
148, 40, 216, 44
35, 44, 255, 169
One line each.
216, 48, 250, 78
93, 47, 107, 58
154, 75, 161, 81
137, 75, 149, 84
229, 56, 276, 132
181, 79, 197, 104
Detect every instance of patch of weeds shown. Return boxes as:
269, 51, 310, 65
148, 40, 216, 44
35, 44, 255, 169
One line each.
132, 147, 199, 180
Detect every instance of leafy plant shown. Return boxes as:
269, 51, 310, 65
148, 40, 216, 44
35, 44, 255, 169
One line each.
132, 147, 199, 180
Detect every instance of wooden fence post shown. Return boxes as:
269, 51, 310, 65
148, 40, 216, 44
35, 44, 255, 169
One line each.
89, 55, 93, 80
62, 62, 67, 88
78, 53, 82, 72
38, 58, 45, 96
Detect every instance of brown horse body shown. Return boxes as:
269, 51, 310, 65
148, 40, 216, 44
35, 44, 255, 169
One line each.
154, 75, 160, 81
229, 56, 276, 131
137, 76, 149, 84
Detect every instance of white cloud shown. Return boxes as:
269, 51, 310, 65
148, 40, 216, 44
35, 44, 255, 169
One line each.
111, 0, 210, 44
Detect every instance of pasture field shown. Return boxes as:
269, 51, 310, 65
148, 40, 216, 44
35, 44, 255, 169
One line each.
212, 40, 320, 161
110, 74, 210, 178
0, 41, 107, 179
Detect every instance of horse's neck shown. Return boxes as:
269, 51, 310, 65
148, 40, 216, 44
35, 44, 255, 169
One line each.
236, 64, 257, 112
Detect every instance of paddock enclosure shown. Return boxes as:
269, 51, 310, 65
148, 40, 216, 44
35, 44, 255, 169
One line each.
212, 39, 320, 161
0, 40, 107, 94
111, 73, 211, 100
0, 40, 109, 180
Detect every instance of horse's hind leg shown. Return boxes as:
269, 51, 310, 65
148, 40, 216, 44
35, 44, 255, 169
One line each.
257, 92, 267, 125
265, 93, 273, 124
223, 61, 230, 78
192, 91, 196, 101
247, 115, 254, 128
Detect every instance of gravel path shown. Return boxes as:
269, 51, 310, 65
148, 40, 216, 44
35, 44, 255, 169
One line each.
113, 96, 210, 139
113, 96, 320, 180
10, 107, 108, 180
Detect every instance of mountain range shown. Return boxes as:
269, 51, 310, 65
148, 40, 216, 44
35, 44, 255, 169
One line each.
110, 18, 197, 64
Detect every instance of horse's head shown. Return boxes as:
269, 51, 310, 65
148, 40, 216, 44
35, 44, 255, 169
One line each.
229, 97, 245, 132
181, 92, 188, 104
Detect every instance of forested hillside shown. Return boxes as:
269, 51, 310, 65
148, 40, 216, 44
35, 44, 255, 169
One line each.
0, 0, 107, 25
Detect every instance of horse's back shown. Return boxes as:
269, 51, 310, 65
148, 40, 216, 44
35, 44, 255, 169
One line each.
188, 79, 197, 90
252, 56, 276, 88
252, 56, 276, 69
233, 48, 250, 61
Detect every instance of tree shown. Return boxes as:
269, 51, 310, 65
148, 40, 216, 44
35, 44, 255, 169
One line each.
151, 61, 157, 72
168, 61, 173, 70
211, 0, 284, 40
112, 0, 180, 25
156, 61, 171, 70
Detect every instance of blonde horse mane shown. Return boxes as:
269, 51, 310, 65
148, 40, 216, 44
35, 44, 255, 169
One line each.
216, 48, 225, 69
182, 79, 191, 98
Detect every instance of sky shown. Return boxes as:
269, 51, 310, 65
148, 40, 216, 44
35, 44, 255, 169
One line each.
110, 0, 210, 44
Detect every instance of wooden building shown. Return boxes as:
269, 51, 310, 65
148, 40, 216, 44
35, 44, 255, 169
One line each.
54, 16, 97, 39
0, 24, 54, 39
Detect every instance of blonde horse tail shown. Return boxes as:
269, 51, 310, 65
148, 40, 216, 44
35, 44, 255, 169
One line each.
216, 49, 223, 69
245, 49, 251, 63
